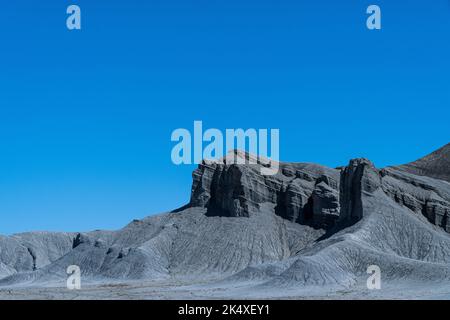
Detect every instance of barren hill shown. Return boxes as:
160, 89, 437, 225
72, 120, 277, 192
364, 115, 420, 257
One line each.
1, 145, 449, 299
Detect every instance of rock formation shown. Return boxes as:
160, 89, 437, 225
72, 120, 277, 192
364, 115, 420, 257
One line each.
190, 150, 341, 229
0, 144, 450, 299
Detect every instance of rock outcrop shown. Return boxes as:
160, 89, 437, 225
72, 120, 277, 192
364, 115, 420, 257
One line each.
339, 158, 381, 224
380, 168, 450, 232
190, 150, 341, 229
191, 148, 450, 235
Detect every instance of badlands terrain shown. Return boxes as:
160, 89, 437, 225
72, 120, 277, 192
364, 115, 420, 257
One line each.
0, 144, 449, 299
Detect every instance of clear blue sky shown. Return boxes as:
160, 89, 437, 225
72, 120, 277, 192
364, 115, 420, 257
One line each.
0, 0, 449, 234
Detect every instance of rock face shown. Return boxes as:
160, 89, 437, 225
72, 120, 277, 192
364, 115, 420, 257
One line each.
1, 144, 450, 299
339, 158, 381, 224
190, 148, 450, 235
311, 181, 340, 228
380, 168, 450, 232
190, 150, 341, 229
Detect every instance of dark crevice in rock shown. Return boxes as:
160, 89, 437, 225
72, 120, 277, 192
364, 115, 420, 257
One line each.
204, 165, 223, 217
274, 187, 288, 221
26, 247, 37, 271
72, 233, 83, 249
441, 211, 448, 231
72, 233, 92, 249
298, 196, 314, 225
422, 201, 433, 224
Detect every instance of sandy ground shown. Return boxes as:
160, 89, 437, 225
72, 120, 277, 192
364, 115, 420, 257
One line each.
1, 278, 450, 300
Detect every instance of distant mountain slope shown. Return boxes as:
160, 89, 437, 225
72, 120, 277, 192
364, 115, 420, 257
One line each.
395, 143, 450, 183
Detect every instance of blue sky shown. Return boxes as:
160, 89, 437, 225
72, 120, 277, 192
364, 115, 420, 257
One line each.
0, 0, 449, 234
